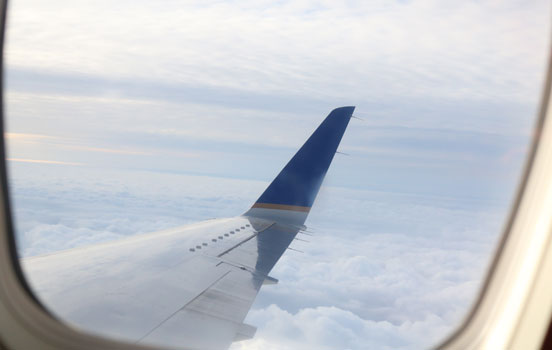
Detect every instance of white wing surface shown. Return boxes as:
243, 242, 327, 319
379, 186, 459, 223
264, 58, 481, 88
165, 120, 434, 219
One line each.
21, 106, 355, 349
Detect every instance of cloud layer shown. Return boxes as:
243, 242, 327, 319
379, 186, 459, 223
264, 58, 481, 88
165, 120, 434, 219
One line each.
11, 162, 505, 349
6, 0, 549, 103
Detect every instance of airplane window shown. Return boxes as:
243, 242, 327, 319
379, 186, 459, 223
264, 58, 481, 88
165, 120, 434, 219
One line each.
3, 1, 550, 350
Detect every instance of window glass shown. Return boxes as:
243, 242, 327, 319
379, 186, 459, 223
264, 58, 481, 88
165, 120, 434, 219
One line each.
4, 1, 550, 349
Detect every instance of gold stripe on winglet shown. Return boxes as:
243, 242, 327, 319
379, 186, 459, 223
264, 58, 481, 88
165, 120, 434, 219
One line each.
252, 203, 311, 212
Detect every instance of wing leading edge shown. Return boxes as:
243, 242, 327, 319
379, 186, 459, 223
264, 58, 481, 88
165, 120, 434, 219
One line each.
21, 107, 354, 350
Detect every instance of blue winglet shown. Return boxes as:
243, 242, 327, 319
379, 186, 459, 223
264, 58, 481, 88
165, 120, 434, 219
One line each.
250, 106, 354, 213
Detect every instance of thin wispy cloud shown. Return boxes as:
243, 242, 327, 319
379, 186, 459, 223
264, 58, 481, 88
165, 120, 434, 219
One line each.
7, 158, 83, 166
64, 145, 153, 156
6, 0, 549, 104
5, 132, 56, 140
6, 132, 152, 156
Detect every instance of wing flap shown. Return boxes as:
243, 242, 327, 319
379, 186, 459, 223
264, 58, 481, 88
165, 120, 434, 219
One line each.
139, 266, 264, 350
234, 323, 257, 342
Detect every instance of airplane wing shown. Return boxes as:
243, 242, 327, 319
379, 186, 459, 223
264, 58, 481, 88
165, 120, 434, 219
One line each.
20, 106, 355, 350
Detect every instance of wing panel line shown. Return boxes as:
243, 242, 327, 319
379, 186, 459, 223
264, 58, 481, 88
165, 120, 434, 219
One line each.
216, 223, 275, 258
136, 270, 231, 344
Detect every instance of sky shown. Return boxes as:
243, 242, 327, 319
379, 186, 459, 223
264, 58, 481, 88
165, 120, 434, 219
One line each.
3, 0, 551, 349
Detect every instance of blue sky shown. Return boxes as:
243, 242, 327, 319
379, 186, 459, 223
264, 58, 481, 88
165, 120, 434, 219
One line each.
4, 0, 551, 349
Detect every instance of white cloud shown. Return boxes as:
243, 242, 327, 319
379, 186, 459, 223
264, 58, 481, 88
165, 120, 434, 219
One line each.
234, 224, 497, 349
10, 162, 264, 256
5, 0, 549, 103
3, 88, 533, 203
231, 304, 455, 350
4, 0, 547, 185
